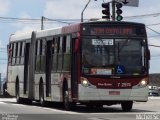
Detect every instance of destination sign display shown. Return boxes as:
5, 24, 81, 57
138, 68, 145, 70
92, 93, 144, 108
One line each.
82, 24, 146, 37
90, 27, 134, 35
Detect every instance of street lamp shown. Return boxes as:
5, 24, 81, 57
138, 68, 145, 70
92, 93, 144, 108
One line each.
81, 0, 97, 22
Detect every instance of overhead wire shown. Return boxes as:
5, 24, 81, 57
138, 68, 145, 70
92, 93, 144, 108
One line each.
146, 26, 160, 35
124, 12, 160, 19
0, 12, 160, 24
149, 44, 160, 47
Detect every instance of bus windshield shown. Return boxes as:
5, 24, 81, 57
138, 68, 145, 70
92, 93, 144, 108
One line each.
82, 38, 146, 76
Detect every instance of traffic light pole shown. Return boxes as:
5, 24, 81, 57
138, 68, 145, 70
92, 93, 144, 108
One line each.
112, 0, 116, 21
81, 0, 91, 22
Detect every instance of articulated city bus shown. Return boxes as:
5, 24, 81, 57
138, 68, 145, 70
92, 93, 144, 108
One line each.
7, 21, 150, 111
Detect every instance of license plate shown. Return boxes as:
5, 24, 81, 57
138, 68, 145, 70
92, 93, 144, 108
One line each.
109, 91, 120, 95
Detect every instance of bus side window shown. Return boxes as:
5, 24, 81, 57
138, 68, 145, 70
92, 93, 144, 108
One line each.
57, 37, 63, 71
62, 36, 66, 53
11, 43, 16, 65
18, 42, 22, 64
57, 37, 60, 53
52, 38, 55, 54
35, 40, 37, 71
52, 37, 57, 72
41, 39, 46, 73
63, 35, 71, 71
15, 42, 18, 64
20, 42, 25, 64
16, 42, 20, 65
35, 40, 40, 73
8, 43, 12, 65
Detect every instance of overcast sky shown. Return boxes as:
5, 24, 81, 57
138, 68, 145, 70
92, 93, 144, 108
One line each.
0, 0, 160, 79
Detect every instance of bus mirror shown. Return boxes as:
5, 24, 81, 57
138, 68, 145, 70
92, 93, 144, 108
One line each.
74, 38, 80, 53
141, 41, 145, 46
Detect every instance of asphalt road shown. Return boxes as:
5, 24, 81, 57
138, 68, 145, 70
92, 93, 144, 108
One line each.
0, 97, 160, 120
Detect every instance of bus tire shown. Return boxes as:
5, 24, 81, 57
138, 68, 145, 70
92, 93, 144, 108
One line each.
121, 101, 133, 112
24, 99, 32, 105
63, 86, 75, 111
39, 83, 45, 107
95, 104, 103, 109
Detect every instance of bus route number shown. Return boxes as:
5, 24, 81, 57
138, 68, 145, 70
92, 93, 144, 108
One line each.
117, 83, 131, 87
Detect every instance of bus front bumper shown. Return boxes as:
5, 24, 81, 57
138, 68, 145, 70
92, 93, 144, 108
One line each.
78, 84, 148, 102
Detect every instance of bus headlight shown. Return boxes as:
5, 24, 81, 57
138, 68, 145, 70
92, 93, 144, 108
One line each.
138, 78, 148, 87
81, 77, 89, 87
132, 78, 148, 89
140, 79, 147, 86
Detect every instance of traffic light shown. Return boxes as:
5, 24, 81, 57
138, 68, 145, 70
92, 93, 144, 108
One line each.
116, 3, 123, 21
102, 3, 110, 19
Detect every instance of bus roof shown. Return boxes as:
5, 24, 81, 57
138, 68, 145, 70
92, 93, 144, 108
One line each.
82, 21, 145, 26
9, 27, 62, 42
9, 21, 145, 42
10, 32, 32, 42
36, 27, 62, 39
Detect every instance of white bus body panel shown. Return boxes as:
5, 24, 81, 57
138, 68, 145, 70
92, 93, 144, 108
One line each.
7, 65, 24, 96
51, 73, 61, 101
78, 84, 148, 101
34, 73, 62, 102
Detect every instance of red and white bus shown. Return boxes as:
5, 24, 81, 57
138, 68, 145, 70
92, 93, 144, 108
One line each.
7, 21, 150, 111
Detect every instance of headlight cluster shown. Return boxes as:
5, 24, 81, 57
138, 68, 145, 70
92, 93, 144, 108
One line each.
140, 79, 147, 86
81, 77, 90, 87
133, 78, 148, 89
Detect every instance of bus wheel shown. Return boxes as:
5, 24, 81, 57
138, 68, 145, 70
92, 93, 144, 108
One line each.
63, 88, 75, 111
24, 99, 32, 105
121, 101, 133, 112
39, 83, 45, 107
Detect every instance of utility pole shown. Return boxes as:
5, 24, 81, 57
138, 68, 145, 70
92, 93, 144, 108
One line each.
112, 0, 116, 21
41, 16, 45, 30
81, 0, 98, 22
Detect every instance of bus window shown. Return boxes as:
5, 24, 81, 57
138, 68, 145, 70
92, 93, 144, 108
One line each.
62, 36, 66, 53
20, 42, 25, 64
52, 38, 57, 72
52, 38, 55, 54
16, 42, 21, 64
35, 40, 38, 72
35, 40, 38, 57
66, 35, 71, 53
57, 37, 63, 71
35, 40, 41, 73
19, 42, 22, 64
8, 43, 12, 65
41, 39, 46, 72
15, 42, 18, 64
40, 40, 43, 55
57, 37, 60, 53
11, 43, 16, 65
63, 35, 71, 71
